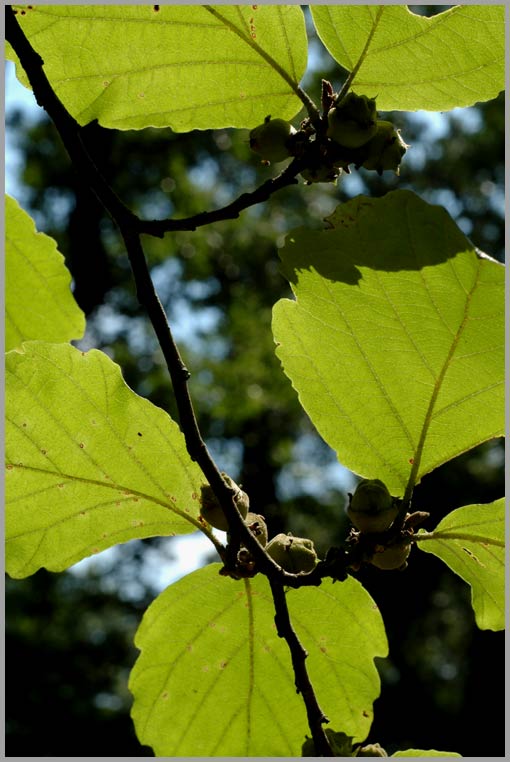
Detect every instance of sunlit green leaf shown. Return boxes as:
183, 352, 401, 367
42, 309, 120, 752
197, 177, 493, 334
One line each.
5, 195, 85, 352
416, 499, 505, 631
392, 750, 461, 757
130, 564, 387, 756
7, 4, 307, 130
5, 341, 209, 577
311, 5, 504, 111
272, 191, 504, 496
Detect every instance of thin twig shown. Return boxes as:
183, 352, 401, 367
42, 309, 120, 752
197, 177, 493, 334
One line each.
137, 159, 305, 236
5, 4, 253, 559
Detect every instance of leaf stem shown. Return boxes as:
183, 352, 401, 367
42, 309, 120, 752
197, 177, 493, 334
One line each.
136, 158, 305, 236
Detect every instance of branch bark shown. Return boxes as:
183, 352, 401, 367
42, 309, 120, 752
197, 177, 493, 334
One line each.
269, 578, 333, 756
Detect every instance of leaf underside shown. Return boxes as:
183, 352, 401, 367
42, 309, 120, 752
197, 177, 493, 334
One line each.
417, 499, 505, 631
392, 750, 462, 758
130, 564, 388, 756
311, 5, 504, 111
272, 190, 504, 496
5, 195, 85, 351
5, 342, 206, 577
7, 4, 307, 130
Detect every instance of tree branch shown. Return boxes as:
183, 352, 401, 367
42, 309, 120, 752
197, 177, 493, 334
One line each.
6, 10, 336, 753
269, 577, 333, 756
5, 4, 348, 591
136, 159, 304, 236
6, 5, 306, 239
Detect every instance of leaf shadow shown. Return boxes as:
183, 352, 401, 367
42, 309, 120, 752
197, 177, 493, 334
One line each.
280, 190, 474, 287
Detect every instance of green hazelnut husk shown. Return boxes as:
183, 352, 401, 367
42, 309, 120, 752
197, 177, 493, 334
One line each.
249, 116, 296, 163
347, 478, 399, 534
266, 533, 318, 573
245, 512, 268, 546
360, 120, 408, 175
301, 163, 341, 184
369, 542, 411, 570
199, 474, 249, 531
357, 742, 388, 756
327, 92, 378, 148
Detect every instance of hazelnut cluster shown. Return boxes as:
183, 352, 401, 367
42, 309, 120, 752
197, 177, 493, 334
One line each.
199, 475, 318, 575
346, 478, 411, 571
249, 88, 408, 184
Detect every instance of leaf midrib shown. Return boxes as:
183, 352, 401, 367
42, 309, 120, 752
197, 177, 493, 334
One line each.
5, 462, 196, 534
403, 259, 482, 501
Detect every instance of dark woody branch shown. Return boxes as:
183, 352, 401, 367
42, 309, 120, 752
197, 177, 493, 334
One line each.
6, 5, 304, 238
6, 8, 335, 752
5, 5, 344, 593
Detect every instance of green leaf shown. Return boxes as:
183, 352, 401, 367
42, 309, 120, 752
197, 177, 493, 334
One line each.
311, 5, 504, 111
272, 191, 504, 496
5, 195, 85, 352
7, 4, 307, 130
416, 499, 505, 631
130, 564, 387, 756
392, 750, 461, 758
5, 341, 209, 578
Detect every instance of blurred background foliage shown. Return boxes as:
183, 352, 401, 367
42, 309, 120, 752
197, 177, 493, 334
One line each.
5, 6, 505, 757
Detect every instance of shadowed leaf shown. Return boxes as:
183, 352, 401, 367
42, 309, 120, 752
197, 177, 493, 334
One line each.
272, 191, 504, 496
